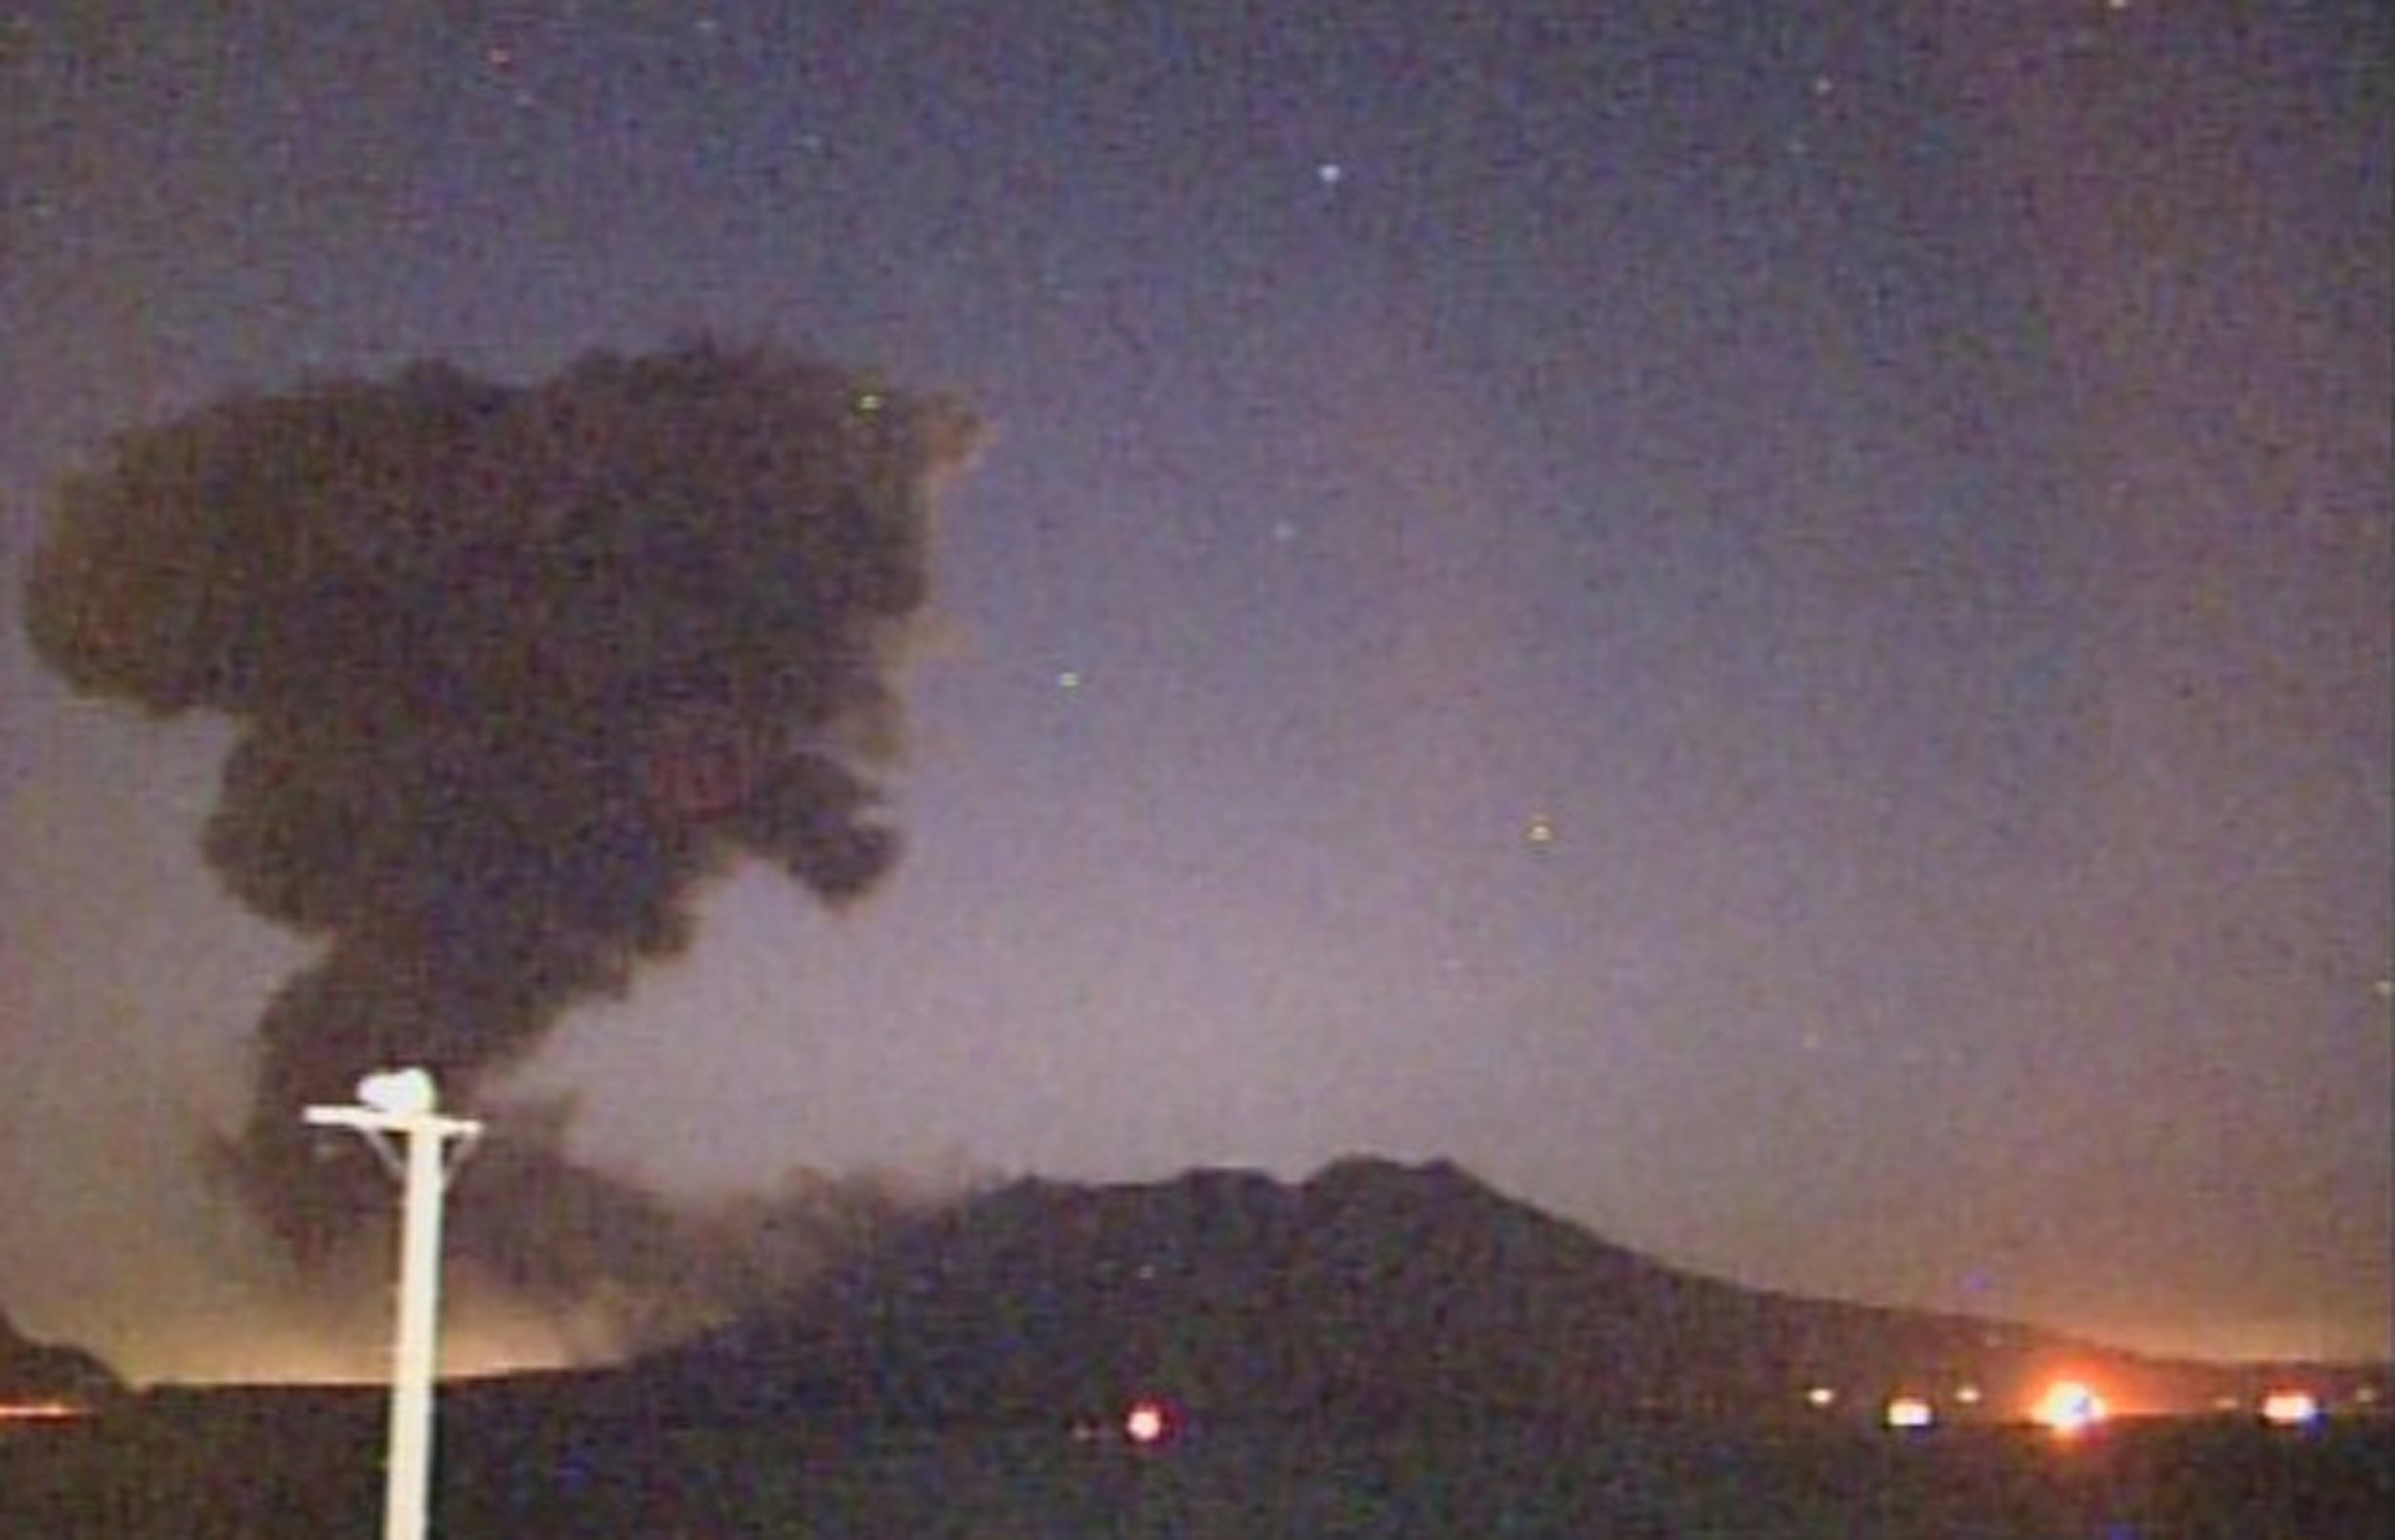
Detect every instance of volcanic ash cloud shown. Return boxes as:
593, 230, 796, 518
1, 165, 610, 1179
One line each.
24, 342, 984, 1254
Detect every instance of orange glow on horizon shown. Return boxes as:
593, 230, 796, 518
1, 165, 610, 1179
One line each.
130, 1285, 611, 1388
0, 1399, 90, 1423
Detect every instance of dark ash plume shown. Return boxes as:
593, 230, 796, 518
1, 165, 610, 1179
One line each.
26, 342, 982, 1256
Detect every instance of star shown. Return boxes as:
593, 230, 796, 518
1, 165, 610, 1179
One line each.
1314, 161, 1345, 188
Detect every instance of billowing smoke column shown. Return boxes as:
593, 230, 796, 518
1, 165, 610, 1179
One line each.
24, 342, 982, 1260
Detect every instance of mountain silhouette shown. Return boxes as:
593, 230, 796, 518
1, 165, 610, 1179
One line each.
625, 1158, 2378, 1428
0, 1306, 123, 1409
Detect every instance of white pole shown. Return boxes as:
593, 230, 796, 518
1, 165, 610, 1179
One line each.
384, 1111, 445, 1540
306, 1070, 482, 1540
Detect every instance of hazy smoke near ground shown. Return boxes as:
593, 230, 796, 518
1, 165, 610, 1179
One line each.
213, 1102, 956, 1374
245, 1105, 957, 1370
24, 341, 983, 1271
428, 1098, 951, 1352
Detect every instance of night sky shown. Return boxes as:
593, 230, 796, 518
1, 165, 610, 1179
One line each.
3, 2, 2387, 1383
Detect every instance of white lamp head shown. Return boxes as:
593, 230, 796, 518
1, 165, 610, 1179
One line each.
356, 1067, 437, 1117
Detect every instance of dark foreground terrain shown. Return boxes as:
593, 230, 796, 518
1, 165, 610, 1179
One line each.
4, 1391, 2388, 1539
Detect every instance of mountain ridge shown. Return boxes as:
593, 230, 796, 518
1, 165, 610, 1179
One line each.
624, 1156, 2386, 1428
0, 1305, 124, 1408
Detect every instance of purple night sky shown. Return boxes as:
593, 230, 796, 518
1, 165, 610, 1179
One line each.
2, 2, 2387, 1382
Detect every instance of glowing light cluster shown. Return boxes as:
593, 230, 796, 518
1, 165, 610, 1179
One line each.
2031, 1380, 2109, 1435
1124, 1397, 1174, 1446
2259, 1391, 2321, 1427
0, 1399, 88, 1423
1883, 1395, 1935, 1430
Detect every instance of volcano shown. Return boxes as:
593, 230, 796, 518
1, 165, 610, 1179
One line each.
620, 1158, 2384, 1429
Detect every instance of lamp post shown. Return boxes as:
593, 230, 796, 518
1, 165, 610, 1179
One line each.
305, 1069, 482, 1540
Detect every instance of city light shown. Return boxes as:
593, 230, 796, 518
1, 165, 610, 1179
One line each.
1124, 1398, 1174, 1446
2031, 1380, 2109, 1436
1883, 1395, 1935, 1431
2259, 1391, 2322, 1427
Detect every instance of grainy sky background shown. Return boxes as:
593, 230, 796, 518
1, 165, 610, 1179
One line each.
3, 1, 2387, 1383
